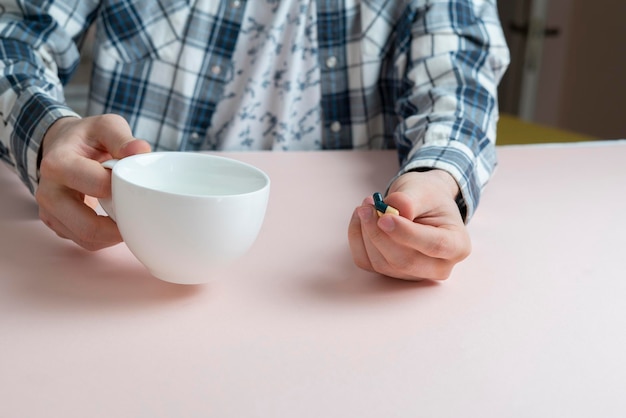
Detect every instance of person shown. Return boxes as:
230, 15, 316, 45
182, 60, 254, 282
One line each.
0, 0, 509, 281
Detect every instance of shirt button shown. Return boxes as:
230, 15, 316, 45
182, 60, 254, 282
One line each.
190, 132, 200, 140
330, 121, 341, 133
231, 0, 242, 8
211, 65, 222, 75
325, 56, 337, 69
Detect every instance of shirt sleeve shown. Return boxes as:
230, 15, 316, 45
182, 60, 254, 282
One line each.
0, 1, 94, 193
393, 0, 510, 222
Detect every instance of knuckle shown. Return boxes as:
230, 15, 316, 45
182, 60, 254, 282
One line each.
93, 113, 126, 130
34, 188, 48, 207
371, 262, 394, 278
431, 266, 453, 281
75, 223, 100, 248
349, 248, 376, 273
373, 253, 412, 279
390, 255, 453, 281
355, 259, 374, 272
38, 211, 68, 239
35, 186, 57, 211
38, 210, 54, 229
456, 245, 471, 262
387, 254, 416, 275
427, 235, 455, 259
39, 155, 61, 179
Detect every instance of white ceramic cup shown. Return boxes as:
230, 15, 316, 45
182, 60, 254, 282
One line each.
99, 152, 270, 284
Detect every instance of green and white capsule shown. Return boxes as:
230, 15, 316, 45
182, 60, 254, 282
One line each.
373, 192, 399, 217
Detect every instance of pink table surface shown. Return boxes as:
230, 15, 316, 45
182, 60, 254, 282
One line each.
1, 142, 626, 417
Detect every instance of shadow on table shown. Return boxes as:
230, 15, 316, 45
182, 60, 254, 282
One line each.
278, 249, 442, 306
0, 236, 203, 313
0, 168, 201, 311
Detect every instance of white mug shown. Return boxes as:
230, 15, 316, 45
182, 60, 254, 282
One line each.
100, 152, 270, 284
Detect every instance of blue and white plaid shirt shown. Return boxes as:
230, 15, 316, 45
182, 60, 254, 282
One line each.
0, 0, 509, 221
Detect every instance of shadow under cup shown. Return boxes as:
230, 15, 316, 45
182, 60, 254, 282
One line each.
103, 152, 271, 285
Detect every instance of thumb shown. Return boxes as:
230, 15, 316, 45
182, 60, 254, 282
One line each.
383, 191, 421, 221
87, 114, 151, 159
117, 138, 152, 159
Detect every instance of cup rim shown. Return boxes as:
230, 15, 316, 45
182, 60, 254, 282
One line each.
110, 152, 271, 198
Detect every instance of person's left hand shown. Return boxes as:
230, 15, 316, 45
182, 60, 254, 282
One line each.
348, 170, 471, 281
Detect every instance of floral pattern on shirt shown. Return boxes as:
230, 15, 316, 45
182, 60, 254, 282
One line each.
206, 0, 322, 151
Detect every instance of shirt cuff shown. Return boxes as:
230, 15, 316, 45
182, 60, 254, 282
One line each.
390, 141, 494, 223
12, 91, 80, 194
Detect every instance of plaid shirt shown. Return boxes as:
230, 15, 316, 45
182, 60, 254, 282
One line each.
0, 0, 509, 221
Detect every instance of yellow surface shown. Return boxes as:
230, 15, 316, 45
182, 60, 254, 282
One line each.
496, 114, 597, 145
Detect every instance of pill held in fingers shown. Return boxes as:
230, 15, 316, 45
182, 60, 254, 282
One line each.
373, 192, 399, 217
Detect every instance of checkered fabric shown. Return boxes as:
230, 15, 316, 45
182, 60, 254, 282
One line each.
0, 0, 509, 221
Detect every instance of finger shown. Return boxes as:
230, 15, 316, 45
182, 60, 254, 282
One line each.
41, 141, 150, 199
39, 209, 72, 240
63, 212, 122, 251
86, 114, 151, 158
37, 184, 122, 250
357, 210, 456, 280
71, 136, 151, 197
45, 155, 114, 198
118, 138, 152, 158
348, 208, 374, 272
355, 205, 392, 271
58, 200, 122, 250
378, 215, 470, 262
370, 220, 455, 280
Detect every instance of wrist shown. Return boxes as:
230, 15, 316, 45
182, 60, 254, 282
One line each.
403, 168, 459, 199
39, 116, 81, 164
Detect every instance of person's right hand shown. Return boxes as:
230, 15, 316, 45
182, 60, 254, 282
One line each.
36, 114, 151, 250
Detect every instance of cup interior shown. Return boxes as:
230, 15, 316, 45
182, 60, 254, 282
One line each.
114, 152, 269, 196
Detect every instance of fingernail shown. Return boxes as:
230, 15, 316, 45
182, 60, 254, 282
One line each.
378, 215, 395, 232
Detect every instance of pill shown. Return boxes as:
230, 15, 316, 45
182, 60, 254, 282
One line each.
372, 192, 400, 217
